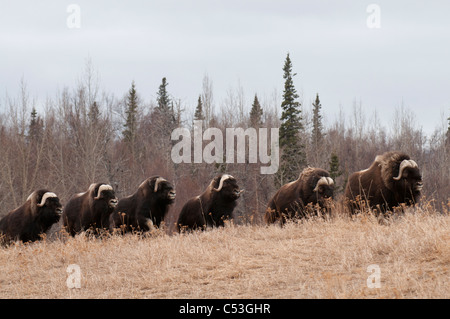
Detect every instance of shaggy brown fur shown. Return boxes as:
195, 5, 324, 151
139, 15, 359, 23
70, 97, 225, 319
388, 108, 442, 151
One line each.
265, 167, 334, 225
0, 190, 62, 242
110, 176, 176, 233
344, 151, 423, 214
177, 174, 243, 232
63, 183, 118, 236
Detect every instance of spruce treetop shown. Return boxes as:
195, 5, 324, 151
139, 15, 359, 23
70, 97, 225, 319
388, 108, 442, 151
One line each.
157, 77, 171, 112
311, 93, 324, 145
249, 94, 263, 127
276, 53, 307, 186
194, 95, 205, 121
279, 53, 303, 148
123, 81, 139, 143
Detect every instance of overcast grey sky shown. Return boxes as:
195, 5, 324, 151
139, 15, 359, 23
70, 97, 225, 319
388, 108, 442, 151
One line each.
1, 0, 449, 135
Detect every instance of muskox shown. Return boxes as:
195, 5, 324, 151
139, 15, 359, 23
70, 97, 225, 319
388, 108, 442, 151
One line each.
0, 190, 62, 242
177, 174, 243, 232
62, 183, 118, 236
344, 151, 423, 214
109, 176, 176, 233
265, 167, 334, 225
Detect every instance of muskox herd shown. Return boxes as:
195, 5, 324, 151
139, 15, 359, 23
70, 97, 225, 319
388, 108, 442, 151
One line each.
0, 151, 423, 243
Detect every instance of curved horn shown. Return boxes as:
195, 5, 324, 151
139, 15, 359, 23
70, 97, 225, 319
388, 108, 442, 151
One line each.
409, 160, 418, 168
393, 160, 418, 181
94, 184, 113, 200
153, 177, 166, 192
213, 174, 233, 192
37, 192, 58, 207
313, 177, 333, 192
26, 192, 34, 202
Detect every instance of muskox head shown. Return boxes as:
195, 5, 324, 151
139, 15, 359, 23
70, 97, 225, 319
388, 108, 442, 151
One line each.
210, 174, 243, 200
313, 176, 334, 199
301, 168, 334, 208
89, 183, 118, 208
28, 190, 63, 223
392, 159, 423, 198
145, 176, 176, 203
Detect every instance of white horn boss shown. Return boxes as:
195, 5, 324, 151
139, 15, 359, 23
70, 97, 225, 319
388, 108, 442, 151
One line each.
213, 174, 233, 192
313, 177, 334, 192
94, 184, 113, 199
153, 177, 166, 192
37, 192, 58, 207
393, 160, 418, 181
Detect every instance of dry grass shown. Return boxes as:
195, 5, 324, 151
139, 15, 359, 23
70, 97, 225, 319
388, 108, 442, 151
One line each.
0, 209, 449, 299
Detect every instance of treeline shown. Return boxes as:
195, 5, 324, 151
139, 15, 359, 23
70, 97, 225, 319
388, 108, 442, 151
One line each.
0, 57, 449, 228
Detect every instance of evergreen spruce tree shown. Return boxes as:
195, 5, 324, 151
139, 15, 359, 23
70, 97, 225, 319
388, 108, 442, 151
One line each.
156, 77, 176, 130
311, 93, 325, 166
156, 77, 171, 112
311, 93, 323, 146
29, 107, 38, 135
276, 53, 306, 186
194, 95, 205, 122
28, 107, 43, 142
329, 151, 343, 192
122, 81, 139, 146
249, 94, 263, 127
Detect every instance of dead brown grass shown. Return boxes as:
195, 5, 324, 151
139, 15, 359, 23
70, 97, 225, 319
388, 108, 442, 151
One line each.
0, 210, 449, 299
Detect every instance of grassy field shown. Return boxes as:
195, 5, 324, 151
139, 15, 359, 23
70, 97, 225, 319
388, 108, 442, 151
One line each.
0, 208, 449, 299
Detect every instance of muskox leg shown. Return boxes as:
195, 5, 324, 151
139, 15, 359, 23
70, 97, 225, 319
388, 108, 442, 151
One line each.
63, 217, 77, 237
214, 215, 226, 227
144, 218, 156, 232
264, 207, 281, 226
177, 215, 207, 233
